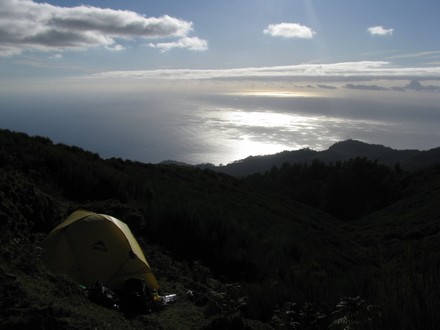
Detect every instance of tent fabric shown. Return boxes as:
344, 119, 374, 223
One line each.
42, 210, 159, 291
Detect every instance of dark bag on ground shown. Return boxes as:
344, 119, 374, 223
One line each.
120, 278, 154, 314
88, 281, 119, 310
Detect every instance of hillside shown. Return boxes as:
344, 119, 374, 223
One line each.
349, 165, 440, 327
1, 128, 440, 329
213, 139, 440, 177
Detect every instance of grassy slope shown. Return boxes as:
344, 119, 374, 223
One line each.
348, 166, 440, 329
353, 165, 440, 265
0, 129, 363, 329
2, 129, 440, 328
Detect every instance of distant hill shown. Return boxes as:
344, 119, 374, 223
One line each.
209, 139, 440, 177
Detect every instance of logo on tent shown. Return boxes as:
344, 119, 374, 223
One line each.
92, 241, 108, 252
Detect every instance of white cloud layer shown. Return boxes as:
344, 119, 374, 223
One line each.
368, 26, 394, 36
48, 54, 63, 59
263, 23, 316, 39
94, 61, 440, 81
0, 0, 206, 56
149, 37, 208, 52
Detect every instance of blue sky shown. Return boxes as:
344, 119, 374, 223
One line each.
1, 0, 440, 164
2, 0, 440, 73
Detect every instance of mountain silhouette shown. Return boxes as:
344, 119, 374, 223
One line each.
211, 139, 439, 177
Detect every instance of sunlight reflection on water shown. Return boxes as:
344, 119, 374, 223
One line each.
2, 87, 439, 166
190, 106, 391, 164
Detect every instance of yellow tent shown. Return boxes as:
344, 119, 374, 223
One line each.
42, 210, 159, 291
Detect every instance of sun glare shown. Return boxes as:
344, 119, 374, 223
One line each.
202, 107, 325, 162
228, 137, 290, 161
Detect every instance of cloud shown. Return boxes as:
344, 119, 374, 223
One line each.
263, 23, 316, 39
344, 83, 388, 91
0, 0, 206, 56
94, 61, 440, 81
368, 26, 394, 36
406, 79, 440, 91
48, 54, 63, 59
149, 37, 208, 52
317, 84, 337, 90
106, 44, 126, 52
389, 51, 440, 60
343, 79, 440, 93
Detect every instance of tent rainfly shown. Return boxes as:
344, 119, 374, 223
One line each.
41, 210, 159, 291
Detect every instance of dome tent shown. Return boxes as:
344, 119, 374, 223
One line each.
42, 210, 159, 291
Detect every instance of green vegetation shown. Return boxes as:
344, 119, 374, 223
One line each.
1, 128, 440, 329
245, 158, 402, 221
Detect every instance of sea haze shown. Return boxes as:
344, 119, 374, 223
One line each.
1, 80, 440, 165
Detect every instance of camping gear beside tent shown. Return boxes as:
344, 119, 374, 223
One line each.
88, 281, 120, 310
41, 210, 159, 292
119, 278, 163, 314
161, 294, 177, 305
